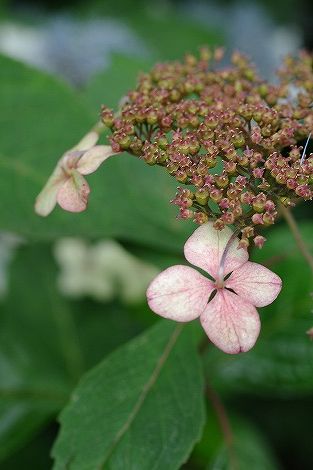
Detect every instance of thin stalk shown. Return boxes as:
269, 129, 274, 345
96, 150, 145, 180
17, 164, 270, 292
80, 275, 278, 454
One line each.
92, 120, 106, 135
206, 384, 237, 469
279, 203, 313, 274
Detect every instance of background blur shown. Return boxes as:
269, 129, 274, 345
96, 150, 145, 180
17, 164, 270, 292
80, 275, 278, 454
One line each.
0, 0, 312, 469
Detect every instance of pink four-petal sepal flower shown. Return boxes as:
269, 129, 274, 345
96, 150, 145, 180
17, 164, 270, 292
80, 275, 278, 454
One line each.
147, 223, 282, 354
35, 131, 118, 216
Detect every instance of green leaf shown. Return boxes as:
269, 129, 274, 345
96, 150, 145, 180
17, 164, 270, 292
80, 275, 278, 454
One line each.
0, 245, 74, 461
0, 54, 192, 250
52, 321, 205, 470
204, 222, 313, 397
210, 417, 279, 470
0, 243, 142, 461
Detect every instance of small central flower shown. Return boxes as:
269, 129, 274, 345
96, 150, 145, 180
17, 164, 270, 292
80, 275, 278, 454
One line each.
147, 222, 282, 354
35, 131, 118, 216
214, 277, 225, 289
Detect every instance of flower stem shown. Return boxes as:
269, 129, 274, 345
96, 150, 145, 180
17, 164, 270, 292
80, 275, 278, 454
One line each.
279, 203, 313, 274
206, 384, 237, 469
92, 120, 106, 135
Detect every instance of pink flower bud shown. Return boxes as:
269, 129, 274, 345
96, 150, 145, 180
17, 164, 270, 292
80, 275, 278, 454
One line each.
264, 200, 276, 212
253, 168, 265, 178
254, 235, 266, 248
252, 213, 264, 225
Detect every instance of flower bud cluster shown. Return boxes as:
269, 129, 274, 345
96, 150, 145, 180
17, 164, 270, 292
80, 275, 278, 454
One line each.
101, 48, 313, 247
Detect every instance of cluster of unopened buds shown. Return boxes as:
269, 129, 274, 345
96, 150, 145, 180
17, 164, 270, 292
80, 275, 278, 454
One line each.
102, 48, 313, 249
35, 48, 313, 354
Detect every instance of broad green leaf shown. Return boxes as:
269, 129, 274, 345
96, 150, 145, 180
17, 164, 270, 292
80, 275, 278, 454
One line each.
0, 54, 192, 249
52, 321, 205, 470
0, 245, 74, 461
0, 243, 141, 461
204, 222, 313, 397
210, 417, 279, 470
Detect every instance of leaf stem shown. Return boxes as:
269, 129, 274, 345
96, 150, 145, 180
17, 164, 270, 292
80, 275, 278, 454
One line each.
50, 294, 85, 383
206, 384, 237, 470
0, 388, 68, 404
279, 203, 313, 274
92, 120, 107, 135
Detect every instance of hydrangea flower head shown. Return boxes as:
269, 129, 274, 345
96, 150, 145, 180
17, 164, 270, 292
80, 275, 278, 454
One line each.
147, 223, 282, 354
102, 49, 313, 248
35, 131, 116, 216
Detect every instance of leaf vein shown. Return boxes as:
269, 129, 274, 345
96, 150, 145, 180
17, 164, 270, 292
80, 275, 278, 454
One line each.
99, 323, 184, 468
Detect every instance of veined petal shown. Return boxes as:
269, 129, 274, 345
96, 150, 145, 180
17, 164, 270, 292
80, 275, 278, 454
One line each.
74, 131, 99, 151
226, 261, 282, 307
77, 145, 117, 175
184, 223, 248, 280
200, 289, 260, 354
35, 165, 66, 216
57, 170, 90, 212
147, 265, 214, 322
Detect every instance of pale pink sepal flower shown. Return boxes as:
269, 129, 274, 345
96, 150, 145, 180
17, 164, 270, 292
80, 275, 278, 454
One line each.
147, 223, 282, 354
35, 131, 117, 216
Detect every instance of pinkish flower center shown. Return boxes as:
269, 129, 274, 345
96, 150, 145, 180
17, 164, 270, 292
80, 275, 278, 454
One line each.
214, 277, 225, 289
61, 151, 83, 174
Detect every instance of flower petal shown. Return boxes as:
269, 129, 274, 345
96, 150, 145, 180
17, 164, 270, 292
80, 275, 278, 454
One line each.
77, 145, 117, 175
147, 265, 214, 322
184, 223, 248, 279
57, 170, 90, 212
35, 165, 66, 216
75, 131, 99, 151
226, 261, 282, 307
200, 289, 260, 354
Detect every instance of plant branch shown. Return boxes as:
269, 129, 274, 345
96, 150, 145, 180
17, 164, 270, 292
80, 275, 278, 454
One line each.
92, 120, 106, 135
279, 203, 313, 274
206, 383, 237, 469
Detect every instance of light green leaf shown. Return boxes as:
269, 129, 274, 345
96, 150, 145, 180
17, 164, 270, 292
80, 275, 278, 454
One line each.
204, 222, 313, 397
0, 54, 192, 249
52, 321, 205, 470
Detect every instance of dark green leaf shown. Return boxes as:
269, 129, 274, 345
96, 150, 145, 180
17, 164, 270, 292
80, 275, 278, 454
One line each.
210, 417, 279, 470
0, 243, 142, 460
0, 423, 54, 470
53, 321, 205, 470
0, 245, 74, 460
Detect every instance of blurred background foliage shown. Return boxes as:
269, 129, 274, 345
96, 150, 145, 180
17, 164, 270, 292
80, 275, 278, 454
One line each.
0, 0, 312, 469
